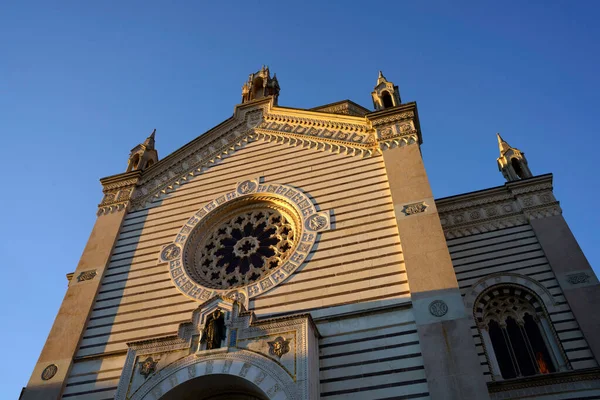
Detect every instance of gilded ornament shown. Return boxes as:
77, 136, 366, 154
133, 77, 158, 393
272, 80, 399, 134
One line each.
268, 336, 291, 358
139, 357, 157, 378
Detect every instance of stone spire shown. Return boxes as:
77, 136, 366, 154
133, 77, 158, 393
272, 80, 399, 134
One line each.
241, 66, 280, 105
126, 129, 159, 172
496, 133, 532, 181
497, 133, 510, 154
371, 71, 401, 111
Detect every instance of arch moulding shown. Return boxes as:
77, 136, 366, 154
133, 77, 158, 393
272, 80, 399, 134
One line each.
463, 272, 559, 315
129, 350, 298, 400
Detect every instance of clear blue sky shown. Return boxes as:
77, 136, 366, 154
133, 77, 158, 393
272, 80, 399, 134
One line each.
1, 1, 599, 397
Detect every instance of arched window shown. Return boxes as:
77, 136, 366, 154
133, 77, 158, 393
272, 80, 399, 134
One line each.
511, 157, 524, 179
128, 153, 141, 172
145, 159, 154, 169
474, 285, 567, 380
381, 91, 394, 108
252, 77, 264, 100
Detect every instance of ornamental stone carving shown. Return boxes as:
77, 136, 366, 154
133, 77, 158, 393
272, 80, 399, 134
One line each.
402, 202, 428, 216
76, 270, 97, 282
160, 179, 331, 303
429, 300, 448, 317
139, 357, 158, 379
268, 336, 291, 359
41, 364, 58, 381
567, 272, 591, 285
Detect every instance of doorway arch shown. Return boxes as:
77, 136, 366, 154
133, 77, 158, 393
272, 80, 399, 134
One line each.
160, 374, 268, 400
128, 350, 297, 400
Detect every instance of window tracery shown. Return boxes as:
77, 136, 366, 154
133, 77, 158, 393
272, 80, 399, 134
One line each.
474, 285, 567, 380
195, 208, 295, 289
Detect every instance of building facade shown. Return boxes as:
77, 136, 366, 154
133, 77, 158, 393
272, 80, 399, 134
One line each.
22, 68, 600, 400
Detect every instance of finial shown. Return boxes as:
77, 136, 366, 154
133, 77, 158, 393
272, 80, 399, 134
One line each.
496, 133, 532, 181
497, 132, 510, 154
150, 128, 156, 139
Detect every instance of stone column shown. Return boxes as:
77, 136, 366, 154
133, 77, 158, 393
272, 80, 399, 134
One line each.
380, 138, 490, 399
22, 172, 140, 400
529, 214, 600, 362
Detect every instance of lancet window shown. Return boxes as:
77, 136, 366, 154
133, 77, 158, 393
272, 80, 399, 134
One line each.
474, 285, 568, 380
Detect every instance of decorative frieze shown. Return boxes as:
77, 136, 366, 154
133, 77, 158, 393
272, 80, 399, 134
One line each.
98, 173, 141, 215
437, 175, 562, 239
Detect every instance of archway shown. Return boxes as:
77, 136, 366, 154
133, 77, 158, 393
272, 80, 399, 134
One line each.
160, 374, 268, 400
127, 351, 297, 400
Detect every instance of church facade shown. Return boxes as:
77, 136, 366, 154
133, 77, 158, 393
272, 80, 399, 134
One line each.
22, 68, 600, 400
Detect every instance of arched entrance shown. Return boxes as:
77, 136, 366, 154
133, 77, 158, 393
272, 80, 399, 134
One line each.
126, 351, 297, 400
160, 374, 268, 400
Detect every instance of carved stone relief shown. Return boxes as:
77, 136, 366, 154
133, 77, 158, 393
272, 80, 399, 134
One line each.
114, 299, 319, 400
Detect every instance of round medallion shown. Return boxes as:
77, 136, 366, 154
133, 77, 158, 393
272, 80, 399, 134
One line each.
160, 244, 181, 261
161, 179, 331, 303
41, 364, 58, 381
429, 300, 448, 317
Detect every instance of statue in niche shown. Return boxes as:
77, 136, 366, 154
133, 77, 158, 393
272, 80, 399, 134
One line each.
202, 309, 226, 350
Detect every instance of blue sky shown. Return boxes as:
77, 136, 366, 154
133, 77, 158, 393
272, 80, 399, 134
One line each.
1, 1, 599, 397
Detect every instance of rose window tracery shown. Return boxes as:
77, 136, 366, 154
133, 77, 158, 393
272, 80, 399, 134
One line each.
192, 207, 296, 290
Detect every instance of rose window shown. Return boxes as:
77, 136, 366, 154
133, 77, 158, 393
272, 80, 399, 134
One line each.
189, 206, 297, 290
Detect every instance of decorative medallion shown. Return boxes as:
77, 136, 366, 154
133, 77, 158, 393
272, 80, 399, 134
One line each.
160, 244, 181, 262
139, 357, 158, 379
77, 270, 97, 282
160, 178, 331, 303
268, 336, 291, 358
567, 272, 591, 285
402, 202, 427, 216
429, 300, 448, 317
41, 364, 58, 381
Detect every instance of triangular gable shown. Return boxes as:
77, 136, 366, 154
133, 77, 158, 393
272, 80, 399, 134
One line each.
128, 98, 418, 210
310, 99, 371, 116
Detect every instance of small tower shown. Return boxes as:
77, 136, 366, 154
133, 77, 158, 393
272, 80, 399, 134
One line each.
126, 129, 159, 172
241, 66, 280, 105
371, 71, 401, 111
496, 133, 532, 181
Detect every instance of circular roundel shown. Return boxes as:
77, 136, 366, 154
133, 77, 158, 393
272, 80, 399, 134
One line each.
41, 364, 58, 381
160, 179, 330, 302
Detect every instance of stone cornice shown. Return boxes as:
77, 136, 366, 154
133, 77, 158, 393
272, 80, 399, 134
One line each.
487, 367, 600, 393
436, 174, 561, 239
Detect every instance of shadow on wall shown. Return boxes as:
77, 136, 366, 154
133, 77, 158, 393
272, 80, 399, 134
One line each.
63, 202, 156, 399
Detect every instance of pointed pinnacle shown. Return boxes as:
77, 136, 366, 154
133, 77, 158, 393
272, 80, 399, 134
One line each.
497, 132, 510, 154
